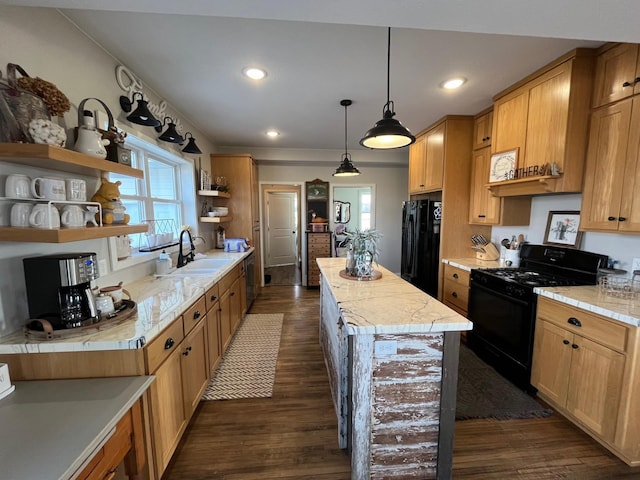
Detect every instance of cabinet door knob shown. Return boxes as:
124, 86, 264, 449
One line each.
164, 338, 175, 350
563, 339, 570, 345
567, 317, 582, 327
571, 344, 579, 349
451, 291, 458, 298
210, 295, 217, 302
619, 217, 627, 222
608, 216, 617, 221
635, 77, 640, 84
453, 273, 459, 279
623, 80, 634, 87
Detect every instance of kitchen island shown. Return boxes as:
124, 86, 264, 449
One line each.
317, 258, 472, 480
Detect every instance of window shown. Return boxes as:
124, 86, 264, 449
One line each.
108, 135, 197, 270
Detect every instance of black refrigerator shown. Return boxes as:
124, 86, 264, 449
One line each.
401, 196, 442, 297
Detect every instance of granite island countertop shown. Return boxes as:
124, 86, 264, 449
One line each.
0, 249, 252, 354
317, 257, 472, 335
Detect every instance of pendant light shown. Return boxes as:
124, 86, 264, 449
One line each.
333, 99, 360, 177
155, 116, 184, 144
182, 132, 202, 154
119, 92, 161, 127
360, 27, 415, 149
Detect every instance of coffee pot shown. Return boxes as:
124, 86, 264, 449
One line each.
74, 110, 109, 159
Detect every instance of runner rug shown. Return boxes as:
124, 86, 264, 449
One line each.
202, 313, 284, 401
456, 344, 554, 420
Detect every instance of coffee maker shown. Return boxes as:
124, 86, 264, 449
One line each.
23, 253, 100, 329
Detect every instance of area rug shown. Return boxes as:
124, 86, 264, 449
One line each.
455, 344, 554, 420
202, 313, 284, 400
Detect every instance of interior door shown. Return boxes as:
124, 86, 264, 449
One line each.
266, 191, 298, 267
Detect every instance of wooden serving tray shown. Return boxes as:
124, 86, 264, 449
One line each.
24, 299, 137, 341
339, 269, 382, 281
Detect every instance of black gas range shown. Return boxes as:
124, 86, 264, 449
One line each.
467, 244, 608, 392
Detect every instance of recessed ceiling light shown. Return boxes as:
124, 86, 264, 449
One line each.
441, 77, 467, 90
266, 130, 279, 138
243, 67, 267, 80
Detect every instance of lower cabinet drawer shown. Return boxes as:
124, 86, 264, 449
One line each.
145, 318, 184, 373
443, 279, 469, 312
183, 295, 206, 336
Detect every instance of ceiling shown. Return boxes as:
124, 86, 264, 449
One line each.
5, 1, 639, 151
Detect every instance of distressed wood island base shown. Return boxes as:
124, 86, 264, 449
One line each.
317, 258, 472, 480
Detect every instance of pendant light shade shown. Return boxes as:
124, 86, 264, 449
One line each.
119, 92, 161, 127
182, 132, 202, 154
333, 99, 360, 177
360, 28, 415, 150
155, 116, 184, 144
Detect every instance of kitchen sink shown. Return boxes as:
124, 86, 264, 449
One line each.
169, 257, 234, 276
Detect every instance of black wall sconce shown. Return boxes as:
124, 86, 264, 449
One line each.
182, 132, 202, 154
119, 92, 161, 127
155, 116, 183, 144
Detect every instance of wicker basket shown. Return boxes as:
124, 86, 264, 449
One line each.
0, 63, 50, 143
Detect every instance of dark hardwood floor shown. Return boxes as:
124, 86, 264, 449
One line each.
162, 286, 640, 479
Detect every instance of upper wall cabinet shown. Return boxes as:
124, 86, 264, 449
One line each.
581, 97, 640, 232
408, 123, 444, 194
488, 49, 596, 197
592, 43, 640, 109
472, 109, 493, 150
0, 143, 148, 243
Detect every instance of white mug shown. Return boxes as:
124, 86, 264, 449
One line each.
28, 204, 60, 229
31, 177, 66, 201
65, 178, 87, 202
95, 294, 115, 315
5, 174, 32, 199
10, 203, 34, 227
61, 205, 86, 228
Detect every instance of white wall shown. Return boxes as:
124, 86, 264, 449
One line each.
0, 6, 216, 336
492, 194, 640, 272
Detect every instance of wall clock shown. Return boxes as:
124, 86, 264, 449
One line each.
489, 148, 518, 183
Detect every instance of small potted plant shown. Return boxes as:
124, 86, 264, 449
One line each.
343, 228, 382, 279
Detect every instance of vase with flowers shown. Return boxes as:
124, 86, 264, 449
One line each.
343, 228, 382, 279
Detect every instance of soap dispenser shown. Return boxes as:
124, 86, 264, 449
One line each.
156, 250, 171, 275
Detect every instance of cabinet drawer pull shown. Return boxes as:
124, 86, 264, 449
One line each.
451, 291, 458, 298
563, 339, 570, 345
571, 343, 579, 349
478, 215, 486, 218
193, 310, 201, 320
230, 292, 235, 296
210, 294, 217, 302
567, 317, 582, 327
608, 216, 617, 221
453, 273, 459, 279
635, 77, 640, 84
164, 338, 175, 350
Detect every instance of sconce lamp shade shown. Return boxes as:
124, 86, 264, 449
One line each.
333, 153, 360, 177
182, 132, 202, 154
155, 116, 184, 144
119, 92, 161, 127
360, 27, 415, 150
360, 101, 415, 149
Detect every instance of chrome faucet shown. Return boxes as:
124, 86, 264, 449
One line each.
177, 228, 196, 268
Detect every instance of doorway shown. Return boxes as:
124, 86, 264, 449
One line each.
262, 184, 302, 286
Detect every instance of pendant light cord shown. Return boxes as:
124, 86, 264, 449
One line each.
344, 102, 348, 156
386, 27, 391, 106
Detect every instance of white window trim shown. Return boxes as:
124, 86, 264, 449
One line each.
108, 135, 197, 272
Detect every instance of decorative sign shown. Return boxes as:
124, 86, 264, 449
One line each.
115, 65, 183, 131
489, 148, 518, 182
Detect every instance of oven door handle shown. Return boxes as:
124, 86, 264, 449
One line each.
470, 280, 530, 308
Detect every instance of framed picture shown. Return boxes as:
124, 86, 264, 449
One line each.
543, 210, 583, 248
306, 180, 328, 200
489, 148, 518, 183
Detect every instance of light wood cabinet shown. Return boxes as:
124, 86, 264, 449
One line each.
205, 283, 221, 373
592, 43, 640, 108
180, 318, 209, 418
472, 110, 493, 150
532, 297, 640, 465
581, 97, 640, 232
408, 123, 444, 194
230, 276, 243, 334
442, 264, 470, 317
468, 145, 531, 225
488, 49, 595, 197
210, 153, 260, 243
306, 232, 331, 287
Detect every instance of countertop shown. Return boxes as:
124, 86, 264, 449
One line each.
0, 375, 154, 480
535, 285, 640, 327
317, 257, 472, 335
442, 257, 502, 271
0, 249, 252, 354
